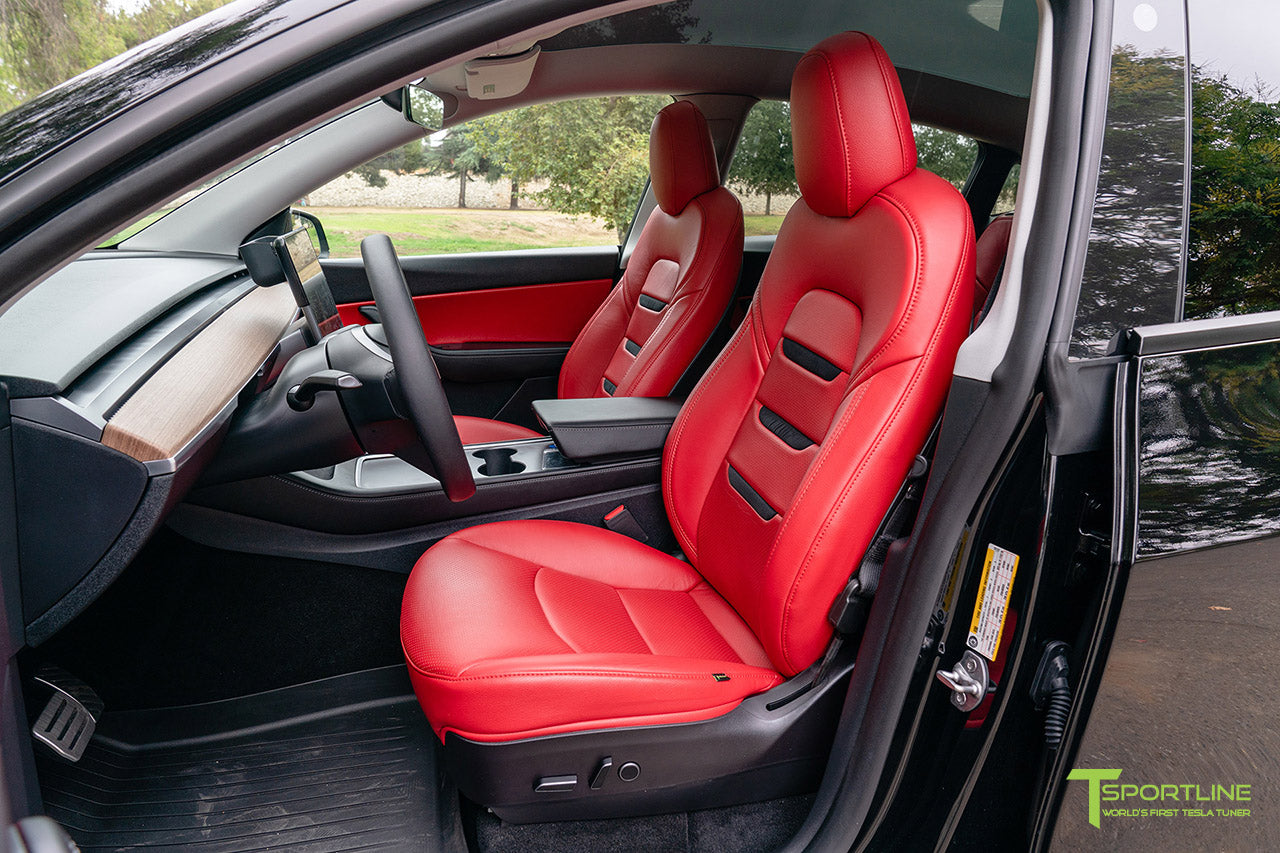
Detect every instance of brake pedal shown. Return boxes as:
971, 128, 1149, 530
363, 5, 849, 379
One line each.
31, 666, 103, 762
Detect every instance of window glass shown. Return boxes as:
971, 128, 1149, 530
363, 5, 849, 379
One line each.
727, 101, 798, 235
0, 0, 235, 121
994, 163, 1020, 214
1070, 0, 1187, 358
727, 102, 979, 237
543, 0, 1039, 99
914, 124, 980, 190
308, 95, 668, 258
1184, 1, 1280, 319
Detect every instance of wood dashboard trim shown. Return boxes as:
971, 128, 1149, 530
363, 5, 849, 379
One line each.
102, 285, 298, 462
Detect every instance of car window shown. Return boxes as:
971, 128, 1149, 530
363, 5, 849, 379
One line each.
0, 0, 235, 120
727, 101, 980, 236
1183, 0, 1280, 320
994, 163, 1020, 215
308, 95, 669, 259
1068, 2, 1188, 358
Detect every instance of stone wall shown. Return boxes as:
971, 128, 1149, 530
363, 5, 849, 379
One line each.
306, 170, 798, 216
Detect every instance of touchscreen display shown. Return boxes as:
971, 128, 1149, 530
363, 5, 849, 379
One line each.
274, 226, 342, 342
284, 228, 322, 285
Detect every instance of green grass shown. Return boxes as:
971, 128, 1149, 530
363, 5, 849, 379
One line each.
102, 207, 790, 255
744, 214, 786, 236
309, 208, 619, 258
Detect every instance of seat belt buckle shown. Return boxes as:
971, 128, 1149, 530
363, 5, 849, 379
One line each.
603, 505, 649, 543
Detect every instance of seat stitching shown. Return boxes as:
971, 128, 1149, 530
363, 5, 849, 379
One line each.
663, 316, 751, 562
532, 566, 588, 655
408, 657, 782, 684
614, 590, 657, 655
777, 197, 972, 670
624, 197, 741, 395
768, 194, 923, 668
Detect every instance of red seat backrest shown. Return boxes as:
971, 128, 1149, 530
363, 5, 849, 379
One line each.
662, 32, 976, 675
557, 101, 744, 400
974, 212, 1013, 323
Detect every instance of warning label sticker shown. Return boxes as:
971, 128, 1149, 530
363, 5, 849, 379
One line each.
967, 544, 1019, 661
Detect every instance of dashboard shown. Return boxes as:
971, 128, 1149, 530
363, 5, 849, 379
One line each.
0, 252, 301, 643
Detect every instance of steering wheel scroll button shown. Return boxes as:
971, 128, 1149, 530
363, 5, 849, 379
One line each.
286, 369, 362, 411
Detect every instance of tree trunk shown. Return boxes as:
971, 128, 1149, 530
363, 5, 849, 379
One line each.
765, 191, 772, 216
457, 170, 468, 208
509, 180, 520, 210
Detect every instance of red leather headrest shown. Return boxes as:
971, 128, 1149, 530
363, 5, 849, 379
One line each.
649, 100, 720, 215
790, 32, 917, 218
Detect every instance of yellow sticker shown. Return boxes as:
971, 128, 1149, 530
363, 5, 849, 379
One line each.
967, 544, 1019, 661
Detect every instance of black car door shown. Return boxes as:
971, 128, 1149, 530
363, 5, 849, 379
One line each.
1049, 0, 1280, 846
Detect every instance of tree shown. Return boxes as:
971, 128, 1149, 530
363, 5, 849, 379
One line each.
474, 95, 667, 241
422, 125, 501, 208
350, 139, 425, 189
731, 100, 795, 215
1186, 69, 1280, 318
0, 0, 226, 113
914, 124, 978, 188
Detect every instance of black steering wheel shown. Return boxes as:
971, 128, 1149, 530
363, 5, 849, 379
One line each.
361, 234, 475, 502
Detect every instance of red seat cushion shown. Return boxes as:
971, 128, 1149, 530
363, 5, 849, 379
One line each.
452, 415, 541, 446
401, 520, 783, 742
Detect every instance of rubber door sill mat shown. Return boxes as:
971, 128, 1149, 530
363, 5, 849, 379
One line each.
37, 666, 444, 852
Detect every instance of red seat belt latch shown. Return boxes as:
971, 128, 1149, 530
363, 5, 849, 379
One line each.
603, 505, 649, 543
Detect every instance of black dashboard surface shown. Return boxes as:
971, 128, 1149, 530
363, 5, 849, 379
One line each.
0, 251, 244, 397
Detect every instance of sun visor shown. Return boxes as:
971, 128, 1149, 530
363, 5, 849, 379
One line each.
464, 45, 541, 100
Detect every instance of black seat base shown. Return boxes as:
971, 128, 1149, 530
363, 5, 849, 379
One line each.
443, 659, 852, 823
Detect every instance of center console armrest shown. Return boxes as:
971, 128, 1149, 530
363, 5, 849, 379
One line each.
532, 397, 684, 463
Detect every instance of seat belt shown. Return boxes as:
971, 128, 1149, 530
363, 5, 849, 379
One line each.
812, 447, 932, 686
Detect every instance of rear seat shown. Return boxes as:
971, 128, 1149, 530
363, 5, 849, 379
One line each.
973, 212, 1013, 327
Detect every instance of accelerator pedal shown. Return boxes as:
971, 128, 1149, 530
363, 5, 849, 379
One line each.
31, 666, 103, 762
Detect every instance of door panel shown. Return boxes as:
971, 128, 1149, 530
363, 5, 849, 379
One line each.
1051, 317, 1280, 849
323, 246, 619, 304
324, 247, 618, 426
336, 279, 613, 347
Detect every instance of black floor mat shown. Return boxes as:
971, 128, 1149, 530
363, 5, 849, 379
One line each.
37, 667, 459, 852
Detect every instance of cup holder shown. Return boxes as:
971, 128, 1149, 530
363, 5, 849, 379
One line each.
473, 447, 526, 477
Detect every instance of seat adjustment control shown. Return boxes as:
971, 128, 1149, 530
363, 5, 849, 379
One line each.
589, 756, 613, 789
533, 774, 578, 793
618, 761, 641, 782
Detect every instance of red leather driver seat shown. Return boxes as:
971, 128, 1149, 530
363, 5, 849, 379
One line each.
452, 100, 744, 445
402, 31, 975, 813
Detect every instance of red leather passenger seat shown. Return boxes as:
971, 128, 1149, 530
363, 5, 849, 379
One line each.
404, 31, 975, 746
453, 100, 744, 445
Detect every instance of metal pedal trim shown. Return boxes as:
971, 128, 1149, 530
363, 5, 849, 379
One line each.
32, 667, 102, 762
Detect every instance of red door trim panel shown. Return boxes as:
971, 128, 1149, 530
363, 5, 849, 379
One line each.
337, 278, 614, 346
